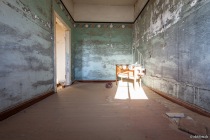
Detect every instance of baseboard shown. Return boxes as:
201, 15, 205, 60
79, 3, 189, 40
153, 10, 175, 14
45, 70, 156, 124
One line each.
0, 91, 54, 121
147, 86, 210, 118
71, 80, 76, 84
77, 80, 116, 83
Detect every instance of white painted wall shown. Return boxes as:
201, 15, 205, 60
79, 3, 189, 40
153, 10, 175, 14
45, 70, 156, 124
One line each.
56, 22, 66, 84
134, 0, 148, 19
74, 4, 134, 22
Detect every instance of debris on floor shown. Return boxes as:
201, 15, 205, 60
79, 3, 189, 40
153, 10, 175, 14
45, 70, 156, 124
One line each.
166, 112, 208, 136
166, 112, 185, 125
178, 118, 208, 136
166, 112, 185, 118
171, 118, 180, 124
105, 82, 113, 88
105, 96, 113, 102
57, 82, 65, 90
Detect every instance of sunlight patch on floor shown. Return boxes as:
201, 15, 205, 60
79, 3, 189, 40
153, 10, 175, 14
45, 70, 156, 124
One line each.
115, 81, 129, 99
115, 81, 148, 100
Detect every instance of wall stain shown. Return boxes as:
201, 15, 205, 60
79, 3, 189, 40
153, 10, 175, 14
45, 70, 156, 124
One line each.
0, 88, 7, 98
0, 42, 53, 57
0, 22, 32, 41
32, 79, 54, 88
30, 43, 53, 56
24, 56, 50, 71
0, 22, 18, 35
0, 71, 12, 77
7, 95, 21, 102
0, 88, 21, 102
3, 56, 51, 72
37, 33, 52, 42
37, 6, 47, 17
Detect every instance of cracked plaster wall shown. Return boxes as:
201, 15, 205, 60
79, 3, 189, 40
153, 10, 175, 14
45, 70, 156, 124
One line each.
0, 0, 74, 112
133, 0, 210, 112
73, 25, 133, 80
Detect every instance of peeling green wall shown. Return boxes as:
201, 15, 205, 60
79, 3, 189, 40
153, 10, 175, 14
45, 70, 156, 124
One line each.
73, 24, 133, 80
0, 0, 53, 112
0, 0, 74, 112
133, 0, 210, 112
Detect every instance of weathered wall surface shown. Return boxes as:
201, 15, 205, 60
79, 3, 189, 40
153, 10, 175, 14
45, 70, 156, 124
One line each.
0, 0, 53, 112
0, 0, 74, 112
133, 0, 210, 112
73, 24, 133, 80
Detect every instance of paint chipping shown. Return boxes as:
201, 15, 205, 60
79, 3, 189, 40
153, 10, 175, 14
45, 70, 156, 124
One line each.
2, 1, 51, 31
0, 0, 54, 112
133, 0, 210, 112
190, 0, 198, 7
148, 1, 183, 39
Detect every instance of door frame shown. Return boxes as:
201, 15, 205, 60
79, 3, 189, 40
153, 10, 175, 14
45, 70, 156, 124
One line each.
53, 11, 72, 92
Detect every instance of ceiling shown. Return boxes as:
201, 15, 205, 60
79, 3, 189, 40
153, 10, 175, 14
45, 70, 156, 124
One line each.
72, 0, 138, 6
61, 0, 148, 22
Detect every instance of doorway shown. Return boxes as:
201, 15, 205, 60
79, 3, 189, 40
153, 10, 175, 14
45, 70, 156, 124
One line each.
54, 13, 71, 92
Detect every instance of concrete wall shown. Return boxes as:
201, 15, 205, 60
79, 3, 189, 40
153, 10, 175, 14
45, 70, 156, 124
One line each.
74, 4, 134, 22
73, 23, 133, 80
0, 0, 74, 112
133, 0, 210, 112
0, 0, 53, 112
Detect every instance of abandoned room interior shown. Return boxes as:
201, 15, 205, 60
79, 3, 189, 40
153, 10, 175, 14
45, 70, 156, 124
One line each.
0, 0, 210, 139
